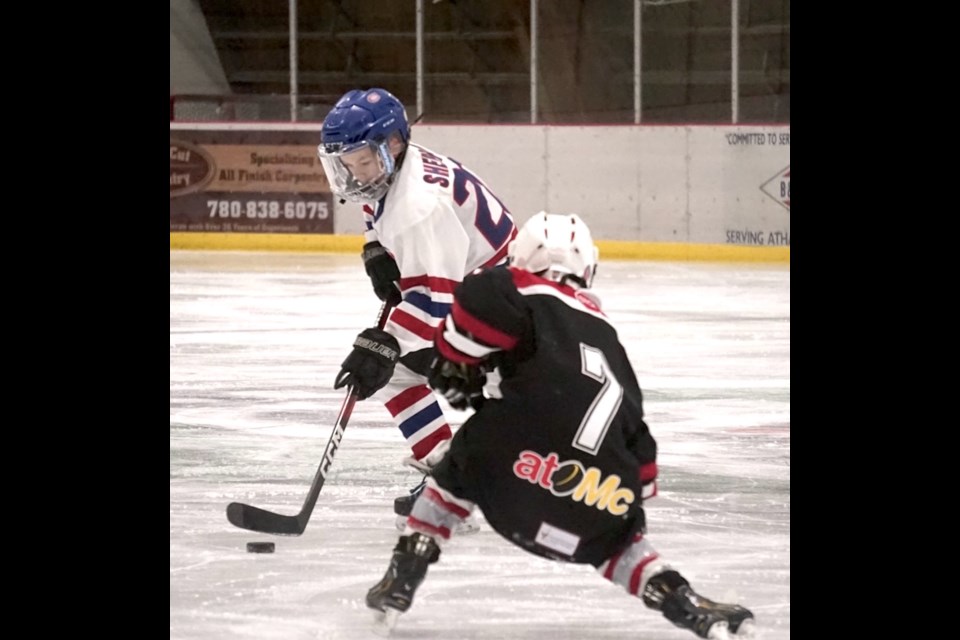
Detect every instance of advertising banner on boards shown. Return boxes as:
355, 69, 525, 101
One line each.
170, 129, 334, 234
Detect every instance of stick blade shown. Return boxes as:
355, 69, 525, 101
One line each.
226, 501, 305, 536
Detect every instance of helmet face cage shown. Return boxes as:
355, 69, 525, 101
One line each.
508, 212, 600, 288
317, 140, 396, 203
317, 88, 410, 203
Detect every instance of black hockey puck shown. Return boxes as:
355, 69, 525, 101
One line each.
246, 541, 275, 554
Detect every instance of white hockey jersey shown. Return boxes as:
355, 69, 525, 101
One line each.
362, 143, 517, 360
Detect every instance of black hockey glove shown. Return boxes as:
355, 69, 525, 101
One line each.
334, 327, 401, 400
362, 241, 402, 306
428, 356, 486, 411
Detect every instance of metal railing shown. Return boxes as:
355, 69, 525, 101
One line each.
172, 0, 788, 125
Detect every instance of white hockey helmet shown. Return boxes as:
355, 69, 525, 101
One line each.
508, 212, 599, 288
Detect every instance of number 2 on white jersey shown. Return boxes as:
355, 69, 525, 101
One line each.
572, 343, 623, 455
452, 164, 514, 250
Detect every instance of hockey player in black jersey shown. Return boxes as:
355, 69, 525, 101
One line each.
365, 212, 755, 639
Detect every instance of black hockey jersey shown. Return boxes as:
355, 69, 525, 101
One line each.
431, 266, 658, 566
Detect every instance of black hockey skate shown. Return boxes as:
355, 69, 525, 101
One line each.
643, 571, 755, 639
393, 476, 427, 517
367, 533, 441, 631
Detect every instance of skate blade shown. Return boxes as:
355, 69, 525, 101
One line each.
371, 607, 402, 636
731, 618, 756, 639
707, 621, 731, 640
707, 616, 757, 640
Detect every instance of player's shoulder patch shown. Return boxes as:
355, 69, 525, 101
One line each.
574, 289, 603, 313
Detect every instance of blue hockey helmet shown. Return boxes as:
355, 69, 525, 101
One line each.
317, 88, 411, 202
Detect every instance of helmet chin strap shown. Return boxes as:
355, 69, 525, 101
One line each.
558, 273, 588, 289
537, 269, 588, 289
366, 144, 408, 204
393, 145, 408, 172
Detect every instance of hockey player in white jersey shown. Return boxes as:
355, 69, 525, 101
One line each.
317, 87, 517, 529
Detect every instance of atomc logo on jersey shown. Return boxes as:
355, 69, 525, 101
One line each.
170, 139, 216, 198
512, 450, 635, 516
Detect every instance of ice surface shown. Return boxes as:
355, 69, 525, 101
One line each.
170, 251, 790, 640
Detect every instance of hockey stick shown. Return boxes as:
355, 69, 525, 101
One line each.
226, 301, 393, 536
